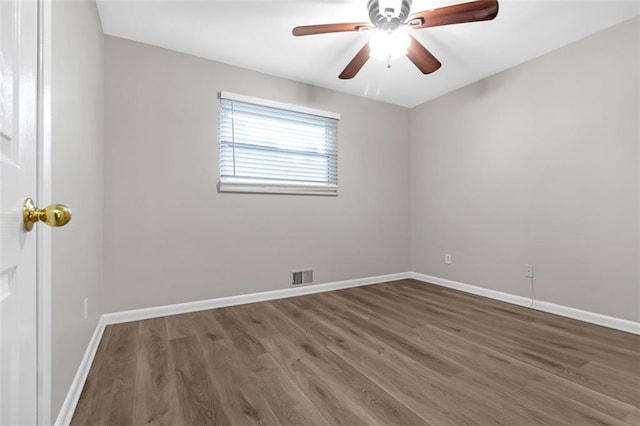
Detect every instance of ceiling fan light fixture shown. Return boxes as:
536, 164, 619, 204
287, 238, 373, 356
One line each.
369, 27, 410, 61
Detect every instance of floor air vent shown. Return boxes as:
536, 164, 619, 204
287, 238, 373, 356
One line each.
291, 269, 313, 286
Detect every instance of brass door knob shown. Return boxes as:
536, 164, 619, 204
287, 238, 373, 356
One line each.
23, 198, 72, 231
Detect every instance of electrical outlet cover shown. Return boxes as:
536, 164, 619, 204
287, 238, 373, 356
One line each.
525, 264, 534, 278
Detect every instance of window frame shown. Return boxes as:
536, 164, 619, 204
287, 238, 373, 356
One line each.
218, 91, 340, 196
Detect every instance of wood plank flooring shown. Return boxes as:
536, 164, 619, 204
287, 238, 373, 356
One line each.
71, 279, 640, 425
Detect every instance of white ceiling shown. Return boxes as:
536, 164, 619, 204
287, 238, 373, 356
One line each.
96, 0, 639, 108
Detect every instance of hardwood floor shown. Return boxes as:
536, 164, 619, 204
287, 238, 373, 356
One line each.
71, 279, 640, 425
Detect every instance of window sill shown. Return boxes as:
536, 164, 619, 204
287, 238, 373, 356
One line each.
219, 180, 338, 196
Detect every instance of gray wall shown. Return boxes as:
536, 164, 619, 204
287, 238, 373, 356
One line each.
51, 0, 104, 420
103, 36, 411, 313
410, 17, 639, 322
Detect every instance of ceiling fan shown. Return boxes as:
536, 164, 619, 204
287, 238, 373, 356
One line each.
292, 0, 499, 79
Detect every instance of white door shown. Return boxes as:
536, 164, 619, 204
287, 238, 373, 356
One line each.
0, 0, 39, 424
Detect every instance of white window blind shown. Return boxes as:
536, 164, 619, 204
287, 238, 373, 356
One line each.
218, 91, 339, 195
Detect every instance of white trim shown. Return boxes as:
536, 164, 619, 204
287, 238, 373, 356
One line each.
103, 272, 410, 325
54, 272, 409, 423
410, 272, 640, 335
219, 91, 341, 120
36, 0, 52, 424
56, 270, 640, 423
219, 180, 338, 196
54, 317, 107, 426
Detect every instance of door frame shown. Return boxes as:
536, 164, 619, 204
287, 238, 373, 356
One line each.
36, 0, 52, 423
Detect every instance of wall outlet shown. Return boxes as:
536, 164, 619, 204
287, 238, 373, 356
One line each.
525, 264, 534, 279
445, 253, 452, 265
84, 297, 88, 320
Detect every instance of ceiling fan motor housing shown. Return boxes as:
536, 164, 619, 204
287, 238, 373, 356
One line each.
368, 0, 413, 32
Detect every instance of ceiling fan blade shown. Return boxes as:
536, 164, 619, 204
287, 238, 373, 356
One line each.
406, 35, 442, 74
339, 43, 370, 80
292, 22, 373, 36
408, 0, 498, 29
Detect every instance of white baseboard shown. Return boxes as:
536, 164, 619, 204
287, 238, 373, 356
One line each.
56, 270, 639, 424
54, 316, 107, 426
410, 272, 640, 335
53, 271, 410, 424
102, 272, 411, 325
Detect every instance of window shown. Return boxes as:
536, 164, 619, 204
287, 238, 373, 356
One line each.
218, 91, 339, 195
